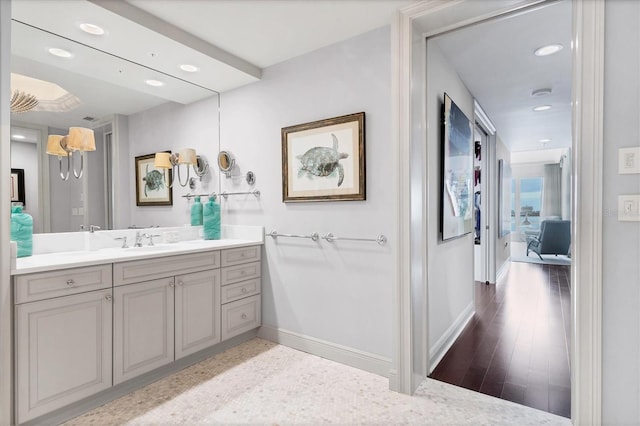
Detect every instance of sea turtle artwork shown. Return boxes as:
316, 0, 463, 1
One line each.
297, 133, 349, 187
142, 164, 165, 197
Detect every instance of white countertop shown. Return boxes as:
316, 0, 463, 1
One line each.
12, 239, 263, 275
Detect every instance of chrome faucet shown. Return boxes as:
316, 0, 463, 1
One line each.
143, 233, 161, 246
134, 231, 144, 247
89, 225, 101, 233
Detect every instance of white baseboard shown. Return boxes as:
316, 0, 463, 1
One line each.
258, 325, 391, 379
428, 302, 474, 374
497, 258, 511, 282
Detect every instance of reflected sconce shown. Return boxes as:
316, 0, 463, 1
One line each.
46, 127, 96, 180
154, 148, 209, 189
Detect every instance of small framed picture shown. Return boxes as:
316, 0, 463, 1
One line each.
135, 153, 173, 206
281, 112, 365, 202
10, 168, 25, 207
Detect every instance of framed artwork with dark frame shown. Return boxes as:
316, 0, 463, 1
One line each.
281, 112, 365, 202
441, 93, 474, 241
10, 168, 25, 207
135, 152, 173, 206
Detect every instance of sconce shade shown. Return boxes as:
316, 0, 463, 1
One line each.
66, 127, 96, 152
46, 135, 68, 156
154, 152, 173, 169
178, 148, 196, 165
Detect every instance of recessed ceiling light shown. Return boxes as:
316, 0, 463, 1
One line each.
534, 44, 563, 56
48, 47, 73, 58
533, 105, 552, 112
179, 64, 199, 73
531, 88, 552, 97
145, 79, 164, 87
12, 134, 25, 140
539, 138, 552, 143
79, 23, 105, 36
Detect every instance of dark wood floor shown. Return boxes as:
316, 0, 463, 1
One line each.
429, 261, 571, 418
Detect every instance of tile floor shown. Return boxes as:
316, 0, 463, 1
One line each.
65, 338, 570, 425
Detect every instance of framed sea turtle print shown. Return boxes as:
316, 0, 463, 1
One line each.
135, 152, 173, 206
281, 112, 365, 202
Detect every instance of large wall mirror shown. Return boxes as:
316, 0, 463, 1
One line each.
10, 19, 220, 233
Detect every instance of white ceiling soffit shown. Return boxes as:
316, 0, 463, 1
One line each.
11, 0, 260, 93
126, 0, 414, 69
433, 0, 572, 152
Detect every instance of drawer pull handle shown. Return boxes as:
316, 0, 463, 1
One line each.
241, 287, 248, 293
241, 313, 247, 320
104, 294, 112, 302
66, 279, 75, 286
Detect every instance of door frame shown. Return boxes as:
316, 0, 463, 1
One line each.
391, 0, 603, 424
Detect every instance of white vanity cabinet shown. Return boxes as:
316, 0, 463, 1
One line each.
220, 247, 262, 341
14, 266, 113, 424
112, 251, 221, 384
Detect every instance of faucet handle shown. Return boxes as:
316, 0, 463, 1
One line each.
143, 233, 161, 246
114, 237, 128, 248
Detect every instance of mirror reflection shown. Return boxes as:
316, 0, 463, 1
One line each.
10, 20, 220, 233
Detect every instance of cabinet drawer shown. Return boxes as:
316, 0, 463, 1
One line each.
221, 261, 261, 286
221, 278, 261, 304
15, 265, 112, 304
221, 246, 261, 267
221, 295, 261, 341
114, 251, 220, 286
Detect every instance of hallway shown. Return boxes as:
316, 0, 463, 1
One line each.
430, 262, 571, 418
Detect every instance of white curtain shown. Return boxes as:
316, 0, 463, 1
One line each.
542, 163, 561, 218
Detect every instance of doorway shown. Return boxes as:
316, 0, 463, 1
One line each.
392, 0, 604, 423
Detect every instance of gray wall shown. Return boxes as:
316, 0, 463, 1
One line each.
602, 1, 640, 423
495, 135, 510, 272
426, 40, 475, 361
219, 27, 394, 358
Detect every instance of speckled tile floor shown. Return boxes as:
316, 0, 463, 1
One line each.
65, 338, 571, 425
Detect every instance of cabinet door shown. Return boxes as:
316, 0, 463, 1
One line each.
175, 269, 221, 359
113, 278, 174, 385
16, 290, 113, 423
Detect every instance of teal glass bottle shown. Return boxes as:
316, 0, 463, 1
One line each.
203, 196, 221, 240
11, 204, 33, 258
191, 196, 203, 226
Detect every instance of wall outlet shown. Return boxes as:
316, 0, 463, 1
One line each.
618, 195, 640, 221
619, 147, 640, 174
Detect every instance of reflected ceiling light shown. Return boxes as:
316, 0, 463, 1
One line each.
539, 138, 552, 143
12, 134, 25, 140
179, 64, 199, 73
79, 23, 105, 35
533, 105, 552, 112
145, 79, 164, 87
48, 47, 73, 58
534, 44, 563, 56
531, 88, 552, 97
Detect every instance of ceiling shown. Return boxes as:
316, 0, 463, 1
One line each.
433, 0, 572, 153
10, 0, 571, 155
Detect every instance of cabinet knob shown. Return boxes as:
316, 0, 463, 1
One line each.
169, 282, 175, 288
241, 313, 247, 320
240, 270, 246, 275
178, 281, 184, 287
241, 287, 247, 293
104, 294, 112, 302
66, 279, 75, 286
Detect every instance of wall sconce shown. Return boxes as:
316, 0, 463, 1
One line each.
154, 149, 209, 188
46, 127, 96, 180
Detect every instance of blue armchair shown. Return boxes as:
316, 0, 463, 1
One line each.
526, 220, 571, 260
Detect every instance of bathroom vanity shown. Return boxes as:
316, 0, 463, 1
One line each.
11, 230, 263, 424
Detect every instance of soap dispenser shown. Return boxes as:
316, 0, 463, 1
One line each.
11, 203, 33, 257
203, 196, 220, 240
191, 196, 203, 226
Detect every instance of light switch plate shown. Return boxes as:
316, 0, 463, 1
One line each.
618, 195, 640, 221
619, 147, 640, 174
